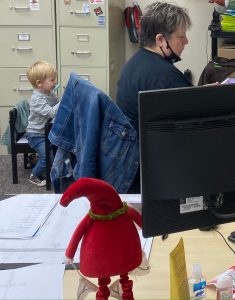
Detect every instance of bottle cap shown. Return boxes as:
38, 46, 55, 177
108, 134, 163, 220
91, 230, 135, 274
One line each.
192, 264, 202, 279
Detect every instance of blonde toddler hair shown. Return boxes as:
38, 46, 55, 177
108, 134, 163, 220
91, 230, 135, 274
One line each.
27, 61, 57, 88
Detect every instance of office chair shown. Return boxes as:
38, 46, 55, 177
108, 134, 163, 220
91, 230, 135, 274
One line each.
9, 107, 53, 190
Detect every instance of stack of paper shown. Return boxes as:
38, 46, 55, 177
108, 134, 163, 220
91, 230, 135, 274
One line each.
0, 194, 59, 239
0, 194, 153, 264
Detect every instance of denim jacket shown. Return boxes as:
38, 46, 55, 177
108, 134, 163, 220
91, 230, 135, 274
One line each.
49, 73, 139, 193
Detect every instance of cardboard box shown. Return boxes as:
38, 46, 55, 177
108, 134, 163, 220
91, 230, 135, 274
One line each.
218, 45, 235, 59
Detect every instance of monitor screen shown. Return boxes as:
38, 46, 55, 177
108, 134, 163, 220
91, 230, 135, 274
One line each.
139, 84, 235, 238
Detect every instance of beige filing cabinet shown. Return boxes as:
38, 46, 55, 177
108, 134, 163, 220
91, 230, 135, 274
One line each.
0, 0, 56, 153
56, 0, 125, 100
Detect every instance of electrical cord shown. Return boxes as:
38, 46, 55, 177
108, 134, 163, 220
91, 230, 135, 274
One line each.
214, 229, 235, 254
206, 29, 210, 64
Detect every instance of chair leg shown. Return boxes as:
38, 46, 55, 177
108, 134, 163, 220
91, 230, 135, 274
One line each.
11, 153, 18, 184
45, 142, 51, 191
23, 153, 29, 169
46, 168, 51, 191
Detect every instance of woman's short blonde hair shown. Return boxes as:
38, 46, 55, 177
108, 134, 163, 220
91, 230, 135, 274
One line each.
27, 61, 57, 88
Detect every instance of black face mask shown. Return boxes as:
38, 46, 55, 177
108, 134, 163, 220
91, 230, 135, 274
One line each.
160, 39, 181, 64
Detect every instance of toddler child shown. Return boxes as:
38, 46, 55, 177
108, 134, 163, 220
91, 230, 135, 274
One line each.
26, 61, 60, 186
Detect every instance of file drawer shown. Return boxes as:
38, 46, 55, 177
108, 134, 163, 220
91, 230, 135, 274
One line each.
0, 68, 33, 105
0, 0, 53, 26
57, 0, 106, 27
60, 66, 107, 94
59, 27, 106, 67
0, 27, 56, 66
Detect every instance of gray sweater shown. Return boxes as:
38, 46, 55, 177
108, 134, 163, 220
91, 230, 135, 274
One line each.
26, 89, 60, 134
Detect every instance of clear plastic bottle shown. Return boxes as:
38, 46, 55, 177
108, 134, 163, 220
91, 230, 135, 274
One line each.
188, 264, 207, 300
216, 273, 233, 300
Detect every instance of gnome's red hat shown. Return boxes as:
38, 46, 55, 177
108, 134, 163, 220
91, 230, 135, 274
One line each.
60, 177, 123, 215
60, 177, 142, 279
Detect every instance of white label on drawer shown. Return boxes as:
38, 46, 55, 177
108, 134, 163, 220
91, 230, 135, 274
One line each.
19, 74, 28, 82
90, 0, 104, 4
18, 33, 30, 41
29, 0, 40, 11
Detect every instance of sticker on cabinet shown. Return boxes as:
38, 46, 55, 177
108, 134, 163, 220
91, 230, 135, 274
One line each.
90, 0, 104, 4
97, 15, 105, 26
82, 3, 90, 14
94, 7, 103, 16
29, 0, 40, 11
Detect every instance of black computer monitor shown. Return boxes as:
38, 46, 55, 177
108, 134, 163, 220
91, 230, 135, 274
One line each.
139, 84, 235, 238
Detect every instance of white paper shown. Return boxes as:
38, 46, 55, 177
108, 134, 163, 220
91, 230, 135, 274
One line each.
0, 197, 90, 252
221, 77, 235, 84
0, 250, 80, 264
120, 194, 141, 203
0, 194, 152, 263
0, 263, 65, 299
0, 194, 59, 239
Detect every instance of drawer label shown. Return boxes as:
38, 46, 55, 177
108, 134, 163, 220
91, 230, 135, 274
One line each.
19, 74, 28, 82
18, 33, 30, 41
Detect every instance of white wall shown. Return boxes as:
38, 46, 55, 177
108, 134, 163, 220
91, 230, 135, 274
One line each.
125, 0, 214, 85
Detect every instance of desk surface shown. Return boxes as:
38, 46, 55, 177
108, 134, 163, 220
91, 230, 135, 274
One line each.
64, 222, 235, 300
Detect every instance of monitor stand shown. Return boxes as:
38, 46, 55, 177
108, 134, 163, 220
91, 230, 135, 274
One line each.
199, 225, 218, 231
228, 231, 235, 243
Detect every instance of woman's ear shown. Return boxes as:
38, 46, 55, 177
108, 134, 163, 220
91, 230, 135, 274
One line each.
156, 33, 165, 47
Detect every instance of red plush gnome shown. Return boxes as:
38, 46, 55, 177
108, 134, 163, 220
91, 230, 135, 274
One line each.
60, 177, 142, 300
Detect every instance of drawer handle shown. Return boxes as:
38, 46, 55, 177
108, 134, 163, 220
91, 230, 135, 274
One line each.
73, 11, 90, 16
13, 87, 33, 92
13, 6, 30, 11
16, 47, 33, 51
71, 50, 91, 55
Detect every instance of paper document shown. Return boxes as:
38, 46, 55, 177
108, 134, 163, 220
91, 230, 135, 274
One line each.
221, 77, 235, 84
0, 196, 90, 251
0, 194, 152, 264
170, 238, 190, 300
0, 194, 60, 239
0, 263, 65, 299
120, 194, 141, 203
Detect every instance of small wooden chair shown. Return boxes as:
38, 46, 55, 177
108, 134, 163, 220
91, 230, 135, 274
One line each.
9, 107, 36, 184
9, 107, 53, 190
